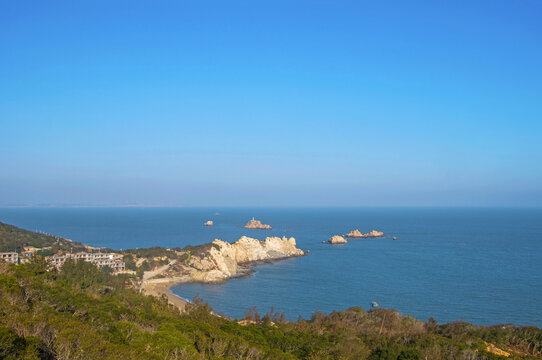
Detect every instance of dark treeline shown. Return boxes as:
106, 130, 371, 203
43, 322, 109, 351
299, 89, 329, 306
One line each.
1, 258, 541, 360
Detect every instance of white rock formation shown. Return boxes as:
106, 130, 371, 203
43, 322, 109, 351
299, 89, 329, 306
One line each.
326, 235, 348, 244
187, 236, 304, 283
244, 218, 272, 229
344, 229, 385, 238
367, 230, 385, 237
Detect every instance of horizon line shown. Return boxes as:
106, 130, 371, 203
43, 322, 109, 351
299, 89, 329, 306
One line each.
1, 204, 541, 209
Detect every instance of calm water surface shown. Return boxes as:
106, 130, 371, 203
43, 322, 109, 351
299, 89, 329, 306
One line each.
1, 207, 540, 326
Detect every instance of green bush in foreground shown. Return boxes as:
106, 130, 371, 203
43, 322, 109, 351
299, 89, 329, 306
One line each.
0, 258, 540, 360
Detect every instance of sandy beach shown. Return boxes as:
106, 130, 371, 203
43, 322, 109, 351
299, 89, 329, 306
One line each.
141, 280, 189, 312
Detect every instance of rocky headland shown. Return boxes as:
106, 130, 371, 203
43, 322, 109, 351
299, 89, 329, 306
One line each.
324, 235, 348, 244
244, 218, 272, 230
142, 236, 305, 288
188, 236, 304, 282
344, 229, 386, 238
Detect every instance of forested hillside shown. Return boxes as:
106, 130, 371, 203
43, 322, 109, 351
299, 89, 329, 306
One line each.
0, 222, 87, 253
0, 258, 541, 360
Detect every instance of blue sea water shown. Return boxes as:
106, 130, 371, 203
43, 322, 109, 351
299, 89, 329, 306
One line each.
1, 207, 541, 326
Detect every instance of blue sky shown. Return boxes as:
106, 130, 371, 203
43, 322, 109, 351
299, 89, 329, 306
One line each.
1, 0, 541, 206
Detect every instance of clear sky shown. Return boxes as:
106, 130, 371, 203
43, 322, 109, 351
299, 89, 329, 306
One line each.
1, 1, 541, 207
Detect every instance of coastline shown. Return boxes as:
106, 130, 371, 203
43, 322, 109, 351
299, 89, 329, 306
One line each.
141, 279, 190, 312
140, 252, 307, 313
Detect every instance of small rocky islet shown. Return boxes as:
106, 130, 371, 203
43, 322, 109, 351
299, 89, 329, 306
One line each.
324, 235, 348, 244
324, 229, 389, 245
244, 218, 272, 230
344, 229, 386, 238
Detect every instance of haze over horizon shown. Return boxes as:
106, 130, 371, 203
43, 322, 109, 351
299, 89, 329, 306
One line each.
1, 1, 541, 207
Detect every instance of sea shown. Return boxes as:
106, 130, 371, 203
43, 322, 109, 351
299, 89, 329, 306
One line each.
1, 207, 540, 326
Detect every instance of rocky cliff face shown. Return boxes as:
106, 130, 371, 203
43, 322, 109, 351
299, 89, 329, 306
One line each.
187, 236, 304, 283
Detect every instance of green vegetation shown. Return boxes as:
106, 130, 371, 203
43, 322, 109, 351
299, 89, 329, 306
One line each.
123, 246, 180, 259
0, 222, 87, 253
182, 242, 220, 257
123, 246, 182, 270
123, 253, 137, 271
121, 243, 218, 271
0, 258, 541, 360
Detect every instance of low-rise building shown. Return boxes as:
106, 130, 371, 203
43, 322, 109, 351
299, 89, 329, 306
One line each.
23, 245, 51, 254
23, 246, 38, 253
21, 246, 52, 258
0, 252, 19, 264
49, 252, 125, 272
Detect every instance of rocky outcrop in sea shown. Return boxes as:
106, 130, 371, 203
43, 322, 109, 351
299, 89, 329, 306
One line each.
244, 218, 272, 230
344, 229, 386, 238
324, 235, 348, 244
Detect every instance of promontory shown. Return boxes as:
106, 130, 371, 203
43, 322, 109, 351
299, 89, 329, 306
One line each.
142, 236, 305, 285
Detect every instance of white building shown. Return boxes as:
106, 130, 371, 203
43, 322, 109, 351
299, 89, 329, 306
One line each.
49, 252, 125, 271
0, 252, 19, 264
